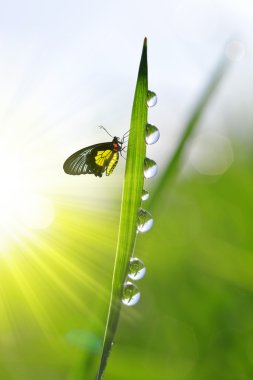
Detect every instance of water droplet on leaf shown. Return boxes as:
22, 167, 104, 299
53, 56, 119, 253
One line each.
141, 189, 149, 201
147, 90, 157, 107
128, 257, 146, 280
145, 124, 160, 145
144, 158, 158, 179
122, 282, 141, 306
137, 208, 153, 233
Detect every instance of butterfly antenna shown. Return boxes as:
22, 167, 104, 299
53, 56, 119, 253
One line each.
99, 125, 114, 138
122, 130, 130, 143
123, 129, 130, 137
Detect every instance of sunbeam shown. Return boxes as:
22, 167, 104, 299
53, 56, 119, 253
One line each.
0, 138, 54, 253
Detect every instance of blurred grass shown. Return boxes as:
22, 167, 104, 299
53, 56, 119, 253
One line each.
149, 58, 229, 209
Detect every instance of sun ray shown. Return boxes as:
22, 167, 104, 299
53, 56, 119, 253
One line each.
4, 259, 58, 341
10, 236, 100, 320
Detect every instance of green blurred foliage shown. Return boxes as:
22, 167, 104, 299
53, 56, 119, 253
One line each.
1, 143, 253, 380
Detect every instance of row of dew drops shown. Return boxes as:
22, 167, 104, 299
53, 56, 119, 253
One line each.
122, 90, 158, 307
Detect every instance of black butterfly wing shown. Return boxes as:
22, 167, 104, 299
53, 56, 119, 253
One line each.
63, 142, 114, 177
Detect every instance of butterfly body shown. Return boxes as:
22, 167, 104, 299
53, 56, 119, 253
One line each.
63, 136, 122, 177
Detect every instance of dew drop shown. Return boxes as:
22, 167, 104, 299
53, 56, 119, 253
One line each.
141, 189, 149, 201
147, 90, 157, 107
144, 158, 158, 179
145, 124, 160, 145
137, 208, 153, 233
122, 282, 141, 306
128, 257, 146, 280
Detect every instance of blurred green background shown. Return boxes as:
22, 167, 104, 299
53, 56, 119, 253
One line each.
1, 138, 253, 380
1, 0, 253, 379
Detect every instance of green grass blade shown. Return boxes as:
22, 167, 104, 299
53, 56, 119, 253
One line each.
149, 58, 230, 209
96, 38, 148, 380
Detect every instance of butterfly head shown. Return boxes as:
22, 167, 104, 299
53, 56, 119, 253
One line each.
112, 136, 123, 152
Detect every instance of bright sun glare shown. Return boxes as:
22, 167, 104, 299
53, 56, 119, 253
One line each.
0, 141, 54, 251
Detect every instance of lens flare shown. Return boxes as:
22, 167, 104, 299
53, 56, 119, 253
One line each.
0, 140, 54, 253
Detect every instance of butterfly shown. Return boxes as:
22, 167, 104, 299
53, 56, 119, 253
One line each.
63, 126, 128, 177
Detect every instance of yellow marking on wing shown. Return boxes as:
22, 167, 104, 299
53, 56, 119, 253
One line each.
106, 152, 119, 176
95, 150, 113, 167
